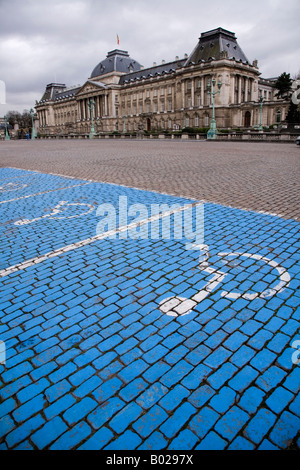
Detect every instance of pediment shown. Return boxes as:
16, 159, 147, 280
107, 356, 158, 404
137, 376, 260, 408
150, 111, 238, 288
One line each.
75, 80, 106, 97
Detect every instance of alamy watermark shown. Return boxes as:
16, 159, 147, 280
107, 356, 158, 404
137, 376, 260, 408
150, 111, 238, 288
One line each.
292, 80, 300, 106
96, 196, 204, 248
291, 340, 300, 366
0, 80, 6, 105
0, 340, 5, 366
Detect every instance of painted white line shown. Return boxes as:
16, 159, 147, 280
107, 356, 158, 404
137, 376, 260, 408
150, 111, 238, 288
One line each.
0, 201, 202, 278
3, 167, 297, 220
0, 182, 92, 204
27, 169, 293, 220
0, 171, 39, 181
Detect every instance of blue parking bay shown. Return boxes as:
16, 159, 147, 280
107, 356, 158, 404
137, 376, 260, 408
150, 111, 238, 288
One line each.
0, 168, 299, 450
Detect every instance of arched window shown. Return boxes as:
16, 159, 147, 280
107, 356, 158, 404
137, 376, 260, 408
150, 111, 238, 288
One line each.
276, 109, 282, 123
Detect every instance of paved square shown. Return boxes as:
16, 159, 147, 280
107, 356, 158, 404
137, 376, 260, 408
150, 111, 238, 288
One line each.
0, 141, 299, 450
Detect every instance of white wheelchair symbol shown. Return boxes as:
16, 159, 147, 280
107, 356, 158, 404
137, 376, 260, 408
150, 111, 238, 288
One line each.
159, 244, 291, 317
0, 182, 28, 192
14, 200, 95, 226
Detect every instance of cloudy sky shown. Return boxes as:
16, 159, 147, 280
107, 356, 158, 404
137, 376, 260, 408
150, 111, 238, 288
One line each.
0, 0, 299, 114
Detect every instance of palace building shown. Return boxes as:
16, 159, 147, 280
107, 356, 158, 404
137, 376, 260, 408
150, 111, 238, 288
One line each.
35, 27, 288, 136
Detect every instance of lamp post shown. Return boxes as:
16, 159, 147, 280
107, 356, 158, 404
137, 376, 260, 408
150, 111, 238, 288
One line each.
29, 108, 36, 139
4, 115, 10, 141
258, 95, 264, 130
207, 78, 222, 140
88, 98, 96, 139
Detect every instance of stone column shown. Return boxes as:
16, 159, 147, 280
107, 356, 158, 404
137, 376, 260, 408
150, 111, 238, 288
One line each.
191, 78, 195, 108
181, 81, 185, 109
96, 96, 100, 117
200, 77, 204, 106
245, 78, 248, 103
104, 94, 108, 116
238, 76, 242, 104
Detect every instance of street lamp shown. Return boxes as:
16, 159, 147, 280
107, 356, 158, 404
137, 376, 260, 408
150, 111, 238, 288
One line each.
88, 98, 96, 139
4, 115, 10, 141
258, 95, 264, 130
29, 108, 36, 139
207, 78, 222, 140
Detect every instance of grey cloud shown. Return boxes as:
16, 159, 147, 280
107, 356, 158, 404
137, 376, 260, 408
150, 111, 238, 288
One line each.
0, 0, 299, 113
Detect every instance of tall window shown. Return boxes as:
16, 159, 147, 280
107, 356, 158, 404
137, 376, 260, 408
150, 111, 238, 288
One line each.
276, 109, 282, 123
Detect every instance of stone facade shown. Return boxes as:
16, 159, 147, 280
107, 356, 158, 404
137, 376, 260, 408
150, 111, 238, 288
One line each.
35, 28, 289, 136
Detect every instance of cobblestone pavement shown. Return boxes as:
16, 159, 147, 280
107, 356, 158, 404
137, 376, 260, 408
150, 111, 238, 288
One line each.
0, 142, 299, 451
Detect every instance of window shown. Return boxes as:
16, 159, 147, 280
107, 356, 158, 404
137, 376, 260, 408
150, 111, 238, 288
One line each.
194, 115, 199, 127
161, 101, 165, 112
168, 100, 172, 111
276, 109, 282, 123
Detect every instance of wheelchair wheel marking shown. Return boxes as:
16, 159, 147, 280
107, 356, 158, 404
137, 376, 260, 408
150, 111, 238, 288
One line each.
14, 201, 95, 226
0, 182, 28, 192
159, 251, 291, 317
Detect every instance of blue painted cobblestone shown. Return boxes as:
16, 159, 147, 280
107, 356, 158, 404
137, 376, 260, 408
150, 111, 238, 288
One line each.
0, 167, 299, 450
